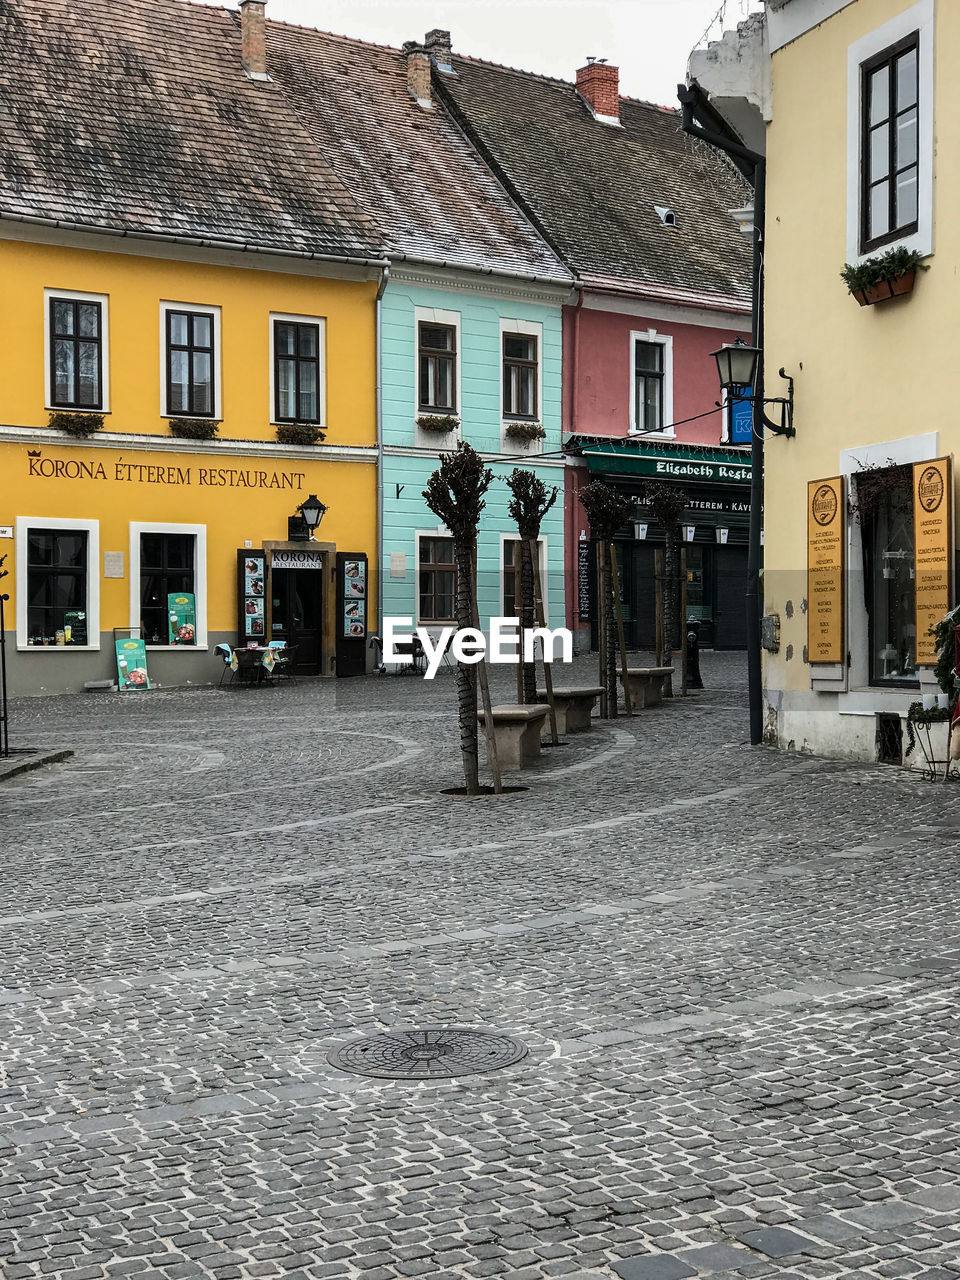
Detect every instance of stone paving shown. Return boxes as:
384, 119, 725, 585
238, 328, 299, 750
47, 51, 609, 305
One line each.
2, 652, 960, 1280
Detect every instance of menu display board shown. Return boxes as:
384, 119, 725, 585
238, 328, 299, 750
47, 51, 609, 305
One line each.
913, 457, 952, 665
239, 551, 266, 638
167, 593, 197, 645
577, 537, 591, 619
343, 558, 366, 637
807, 476, 845, 664
116, 637, 150, 691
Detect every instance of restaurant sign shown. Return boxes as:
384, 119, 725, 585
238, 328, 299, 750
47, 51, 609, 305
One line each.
807, 476, 845, 664
272, 549, 324, 569
913, 457, 952, 665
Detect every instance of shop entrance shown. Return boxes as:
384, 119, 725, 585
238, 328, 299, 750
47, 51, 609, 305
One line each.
270, 568, 322, 675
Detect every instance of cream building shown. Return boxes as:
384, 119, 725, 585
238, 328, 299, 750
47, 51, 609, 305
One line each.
689, 0, 955, 767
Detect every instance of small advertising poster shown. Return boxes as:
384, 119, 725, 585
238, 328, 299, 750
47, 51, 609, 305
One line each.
64, 609, 87, 646
240, 552, 266, 637
116, 638, 150, 691
344, 598, 366, 637
806, 476, 845, 664
344, 559, 366, 597
167, 593, 197, 645
913, 457, 952, 665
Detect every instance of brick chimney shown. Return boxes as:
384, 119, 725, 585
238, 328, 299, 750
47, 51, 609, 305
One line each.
576, 58, 620, 125
425, 28, 454, 74
240, 0, 269, 80
403, 41, 432, 109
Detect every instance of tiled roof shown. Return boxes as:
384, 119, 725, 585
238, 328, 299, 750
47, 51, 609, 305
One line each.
264, 23, 573, 284
0, 0, 383, 262
437, 56, 754, 309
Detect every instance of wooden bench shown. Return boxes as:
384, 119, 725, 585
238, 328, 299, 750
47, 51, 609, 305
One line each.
535, 686, 604, 735
478, 704, 550, 770
619, 666, 675, 708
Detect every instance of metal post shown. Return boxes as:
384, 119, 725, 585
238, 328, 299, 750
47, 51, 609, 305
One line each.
610, 544, 633, 717
529, 537, 559, 744
469, 546, 502, 794
596, 541, 607, 717
654, 549, 665, 667
680, 548, 688, 697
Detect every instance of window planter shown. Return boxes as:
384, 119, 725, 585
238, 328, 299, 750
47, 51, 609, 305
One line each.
842, 247, 924, 307
416, 415, 460, 435
168, 418, 220, 441
48, 411, 105, 438
504, 421, 546, 444
276, 422, 325, 446
853, 270, 916, 306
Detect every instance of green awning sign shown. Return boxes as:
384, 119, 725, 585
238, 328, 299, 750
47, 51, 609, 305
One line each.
583, 444, 751, 485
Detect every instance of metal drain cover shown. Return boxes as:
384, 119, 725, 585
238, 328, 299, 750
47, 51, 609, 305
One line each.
328, 1026, 529, 1079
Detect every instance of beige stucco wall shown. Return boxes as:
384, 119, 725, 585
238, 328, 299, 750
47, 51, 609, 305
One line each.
761, 0, 956, 757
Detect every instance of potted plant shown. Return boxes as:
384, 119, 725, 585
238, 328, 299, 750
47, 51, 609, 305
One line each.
168, 418, 220, 440
48, 411, 105, 437
276, 422, 325, 446
416, 414, 460, 434
504, 421, 546, 445
841, 246, 924, 306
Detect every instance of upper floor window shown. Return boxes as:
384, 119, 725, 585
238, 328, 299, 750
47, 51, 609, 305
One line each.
165, 307, 216, 417
502, 334, 538, 419
419, 323, 456, 412
634, 340, 664, 434
847, 0, 932, 263
49, 295, 104, 409
861, 35, 919, 252
274, 318, 322, 423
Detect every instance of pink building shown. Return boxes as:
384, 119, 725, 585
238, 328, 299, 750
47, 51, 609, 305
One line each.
438, 53, 753, 649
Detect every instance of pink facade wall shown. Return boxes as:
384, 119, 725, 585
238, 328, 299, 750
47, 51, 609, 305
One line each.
562, 302, 750, 634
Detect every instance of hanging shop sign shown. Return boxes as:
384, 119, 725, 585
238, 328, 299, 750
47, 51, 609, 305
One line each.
167, 593, 197, 645
116, 637, 150, 691
807, 476, 845, 664
913, 456, 952, 666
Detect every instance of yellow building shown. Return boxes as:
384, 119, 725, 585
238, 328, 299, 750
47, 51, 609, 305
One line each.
1, 0, 385, 694
690, 0, 954, 766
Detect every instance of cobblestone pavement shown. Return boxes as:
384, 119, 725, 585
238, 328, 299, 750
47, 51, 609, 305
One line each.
3, 653, 960, 1280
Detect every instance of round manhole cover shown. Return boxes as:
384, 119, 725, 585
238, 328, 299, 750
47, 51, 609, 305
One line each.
328, 1026, 529, 1079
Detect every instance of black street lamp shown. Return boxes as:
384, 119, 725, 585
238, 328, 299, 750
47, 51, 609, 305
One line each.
297, 494, 327, 534
711, 337, 796, 439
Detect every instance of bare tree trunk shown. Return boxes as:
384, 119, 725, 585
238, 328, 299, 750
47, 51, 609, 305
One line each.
663, 525, 681, 654
519, 538, 537, 705
454, 539, 479, 794
601, 541, 618, 717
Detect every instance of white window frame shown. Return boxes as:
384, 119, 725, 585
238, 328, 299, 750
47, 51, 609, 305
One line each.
129, 522, 208, 650
499, 533, 549, 620
499, 317, 543, 425
629, 329, 674, 438
44, 288, 110, 413
846, 0, 934, 264
16, 516, 100, 651
414, 306, 462, 420
269, 312, 327, 427
159, 300, 222, 420
415, 529, 458, 628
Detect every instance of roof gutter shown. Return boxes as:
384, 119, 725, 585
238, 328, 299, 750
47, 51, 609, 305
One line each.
0, 209, 389, 269
388, 250, 575, 290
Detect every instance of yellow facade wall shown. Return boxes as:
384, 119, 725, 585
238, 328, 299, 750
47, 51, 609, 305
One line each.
0, 238, 377, 443
763, 0, 958, 699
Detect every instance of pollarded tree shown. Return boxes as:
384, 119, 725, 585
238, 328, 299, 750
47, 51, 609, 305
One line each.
579, 480, 634, 716
423, 442, 493, 794
506, 469, 558, 704
643, 482, 688, 653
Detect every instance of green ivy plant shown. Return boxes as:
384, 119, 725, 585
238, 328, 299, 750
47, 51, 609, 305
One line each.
48, 411, 105, 437
930, 603, 960, 701
504, 421, 546, 443
840, 246, 924, 295
168, 418, 220, 440
416, 414, 460, 433
276, 422, 325, 446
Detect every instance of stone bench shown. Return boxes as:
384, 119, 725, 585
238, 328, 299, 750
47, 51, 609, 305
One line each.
535, 686, 604, 735
619, 666, 675, 708
478, 703, 550, 770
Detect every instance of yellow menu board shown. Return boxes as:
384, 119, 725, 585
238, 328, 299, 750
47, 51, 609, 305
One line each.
807, 477, 845, 664
913, 457, 952, 665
